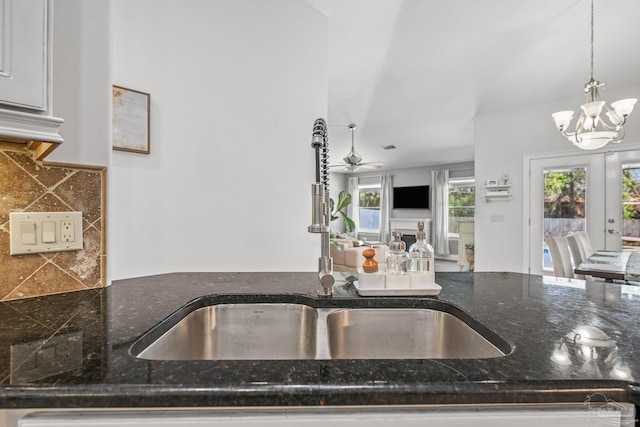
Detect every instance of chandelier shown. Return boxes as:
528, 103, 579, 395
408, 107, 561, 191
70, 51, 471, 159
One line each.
551, 0, 637, 150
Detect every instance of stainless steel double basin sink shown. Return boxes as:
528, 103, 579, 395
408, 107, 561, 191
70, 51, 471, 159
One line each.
130, 297, 512, 360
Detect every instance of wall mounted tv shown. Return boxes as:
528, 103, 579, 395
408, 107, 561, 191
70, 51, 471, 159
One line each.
393, 185, 430, 209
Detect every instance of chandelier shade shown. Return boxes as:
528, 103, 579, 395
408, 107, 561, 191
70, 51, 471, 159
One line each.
551, 0, 637, 150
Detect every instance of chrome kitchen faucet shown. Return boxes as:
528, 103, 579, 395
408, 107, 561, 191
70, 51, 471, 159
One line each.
308, 118, 334, 296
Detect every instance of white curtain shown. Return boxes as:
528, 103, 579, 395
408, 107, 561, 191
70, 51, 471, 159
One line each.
347, 176, 359, 238
431, 169, 450, 256
379, 174, 392, 243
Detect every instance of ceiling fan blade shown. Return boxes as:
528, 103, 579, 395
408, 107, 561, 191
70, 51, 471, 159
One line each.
359, 162, 383, 169
330, 164, 359, 171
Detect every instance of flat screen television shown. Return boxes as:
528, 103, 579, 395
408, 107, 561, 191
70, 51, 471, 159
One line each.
393, 185, 430, 209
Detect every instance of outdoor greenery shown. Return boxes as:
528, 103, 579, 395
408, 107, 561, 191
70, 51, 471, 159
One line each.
359, 190, 380, 208
544, 170, 586, 219
358, 189, 381, 231
544, 167, 640, 220
623, 168, 640, 220
449, 185, 475, 218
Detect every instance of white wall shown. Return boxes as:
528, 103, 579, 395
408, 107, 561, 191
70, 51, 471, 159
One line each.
49, 0, 111, 167
111, 0, 328, 279
475, 83, 640, 273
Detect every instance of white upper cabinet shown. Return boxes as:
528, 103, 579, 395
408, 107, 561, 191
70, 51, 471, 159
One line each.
0, 0, 47, 110
0, 0, 63, 159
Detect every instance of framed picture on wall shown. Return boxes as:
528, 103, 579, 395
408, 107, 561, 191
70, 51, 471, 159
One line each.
112, 85, 150, 154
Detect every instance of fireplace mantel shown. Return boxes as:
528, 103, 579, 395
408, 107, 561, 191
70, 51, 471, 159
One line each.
389, 218, 432, 243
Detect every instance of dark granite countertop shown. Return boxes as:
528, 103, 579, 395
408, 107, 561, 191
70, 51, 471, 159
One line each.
0, 271, 639, 409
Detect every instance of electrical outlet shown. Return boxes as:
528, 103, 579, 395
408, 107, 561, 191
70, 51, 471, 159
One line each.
61, 220, 75, 242
9, 212, 83, 255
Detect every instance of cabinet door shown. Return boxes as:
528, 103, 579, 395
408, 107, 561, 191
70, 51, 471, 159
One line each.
0, 0, 48, 111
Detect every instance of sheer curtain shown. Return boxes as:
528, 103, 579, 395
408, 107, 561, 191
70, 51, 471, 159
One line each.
431, 169, 450, 256
347, 176, 359, 238
379, 174, 392, 243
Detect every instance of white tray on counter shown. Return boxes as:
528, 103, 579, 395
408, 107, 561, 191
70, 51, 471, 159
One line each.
353, 280, 442, 296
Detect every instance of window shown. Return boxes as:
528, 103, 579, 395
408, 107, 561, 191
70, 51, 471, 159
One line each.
448, 178, 475, 235
358, 183, 381, 232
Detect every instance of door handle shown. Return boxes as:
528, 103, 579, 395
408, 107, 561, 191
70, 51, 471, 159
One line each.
607, 229, 622, 235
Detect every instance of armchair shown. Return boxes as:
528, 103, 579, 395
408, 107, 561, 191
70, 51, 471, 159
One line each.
331, 238, 388, 272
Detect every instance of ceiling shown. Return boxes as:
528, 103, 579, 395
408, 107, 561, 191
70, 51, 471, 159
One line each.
306, 0, 640, 172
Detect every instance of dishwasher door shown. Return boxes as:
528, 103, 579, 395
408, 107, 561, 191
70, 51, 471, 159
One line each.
15, 405, 636, 427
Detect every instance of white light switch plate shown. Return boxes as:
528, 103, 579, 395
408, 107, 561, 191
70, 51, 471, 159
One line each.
9, 212, 83, 255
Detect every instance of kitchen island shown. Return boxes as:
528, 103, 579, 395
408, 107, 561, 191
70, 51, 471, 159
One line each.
0, 271, 639, 412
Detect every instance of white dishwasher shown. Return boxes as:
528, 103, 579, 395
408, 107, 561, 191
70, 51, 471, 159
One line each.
11, 405, 637, 427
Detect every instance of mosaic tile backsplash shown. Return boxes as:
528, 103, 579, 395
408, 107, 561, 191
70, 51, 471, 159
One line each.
0, 141, 105, 301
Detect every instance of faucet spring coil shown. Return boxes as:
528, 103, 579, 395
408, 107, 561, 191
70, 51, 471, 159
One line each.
320, 142, 330, 195
311, 118, 327, 149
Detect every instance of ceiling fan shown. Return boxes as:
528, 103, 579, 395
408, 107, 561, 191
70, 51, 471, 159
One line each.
331, 124, 383, 172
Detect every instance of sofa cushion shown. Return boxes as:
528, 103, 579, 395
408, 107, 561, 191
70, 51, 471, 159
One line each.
333, 238, 355, 248
330, 241, 349, 265
342, 245, 388, 270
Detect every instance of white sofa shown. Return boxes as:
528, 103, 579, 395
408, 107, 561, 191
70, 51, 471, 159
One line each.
330, 238, 388, 272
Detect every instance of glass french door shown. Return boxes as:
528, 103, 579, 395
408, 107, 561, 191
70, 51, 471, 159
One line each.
604, 151, 640, 252
529, 149, 640, 275
529, 154, 605, 275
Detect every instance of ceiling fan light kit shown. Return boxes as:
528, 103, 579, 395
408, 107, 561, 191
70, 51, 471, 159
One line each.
343, 124, 363, 165
331, 123, 383, 172
551, 0, 637, 151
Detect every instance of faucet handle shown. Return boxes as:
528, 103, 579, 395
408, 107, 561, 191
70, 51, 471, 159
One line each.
317, 256, 334, 297
318, 272, 335, 295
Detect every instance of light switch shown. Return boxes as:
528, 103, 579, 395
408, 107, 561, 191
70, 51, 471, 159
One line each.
490, 215, 505, 222
42, 221, 56, 243
9, 212, 83, 255
20, 221, 37, 245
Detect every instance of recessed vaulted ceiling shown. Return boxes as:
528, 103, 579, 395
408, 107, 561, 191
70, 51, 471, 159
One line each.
306, 0, 640, 171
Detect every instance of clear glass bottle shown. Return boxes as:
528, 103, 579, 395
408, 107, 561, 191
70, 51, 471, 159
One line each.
408, 221, 435, 287
408, 221, 434, 273
386, 230, 408, 275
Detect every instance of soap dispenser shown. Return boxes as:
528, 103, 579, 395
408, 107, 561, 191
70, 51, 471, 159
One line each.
385, 230, 410, 288
408, 221, 435, 288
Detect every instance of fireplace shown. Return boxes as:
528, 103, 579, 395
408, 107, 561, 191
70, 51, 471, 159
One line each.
389, 218, 432, 244
401, 234, 417, 248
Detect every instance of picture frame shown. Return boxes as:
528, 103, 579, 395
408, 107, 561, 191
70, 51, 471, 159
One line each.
486, 179, 498, 186
112, 85, 150, 154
